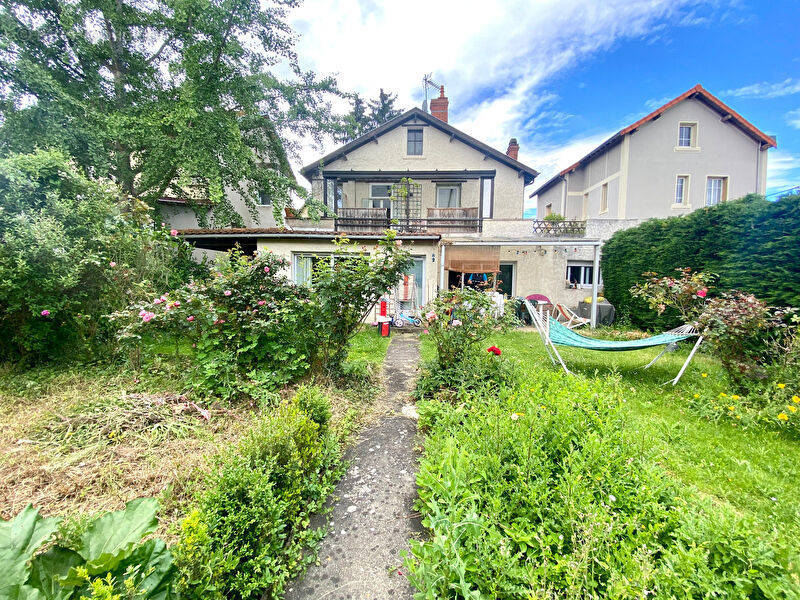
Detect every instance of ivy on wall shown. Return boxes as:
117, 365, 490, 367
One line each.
600, 194, 800, 330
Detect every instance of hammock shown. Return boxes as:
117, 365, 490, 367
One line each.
524, 300, 703, 386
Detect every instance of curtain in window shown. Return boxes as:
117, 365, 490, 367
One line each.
436, 186, 460, 208
706, 178, 722, 206
294, 255, 313, 286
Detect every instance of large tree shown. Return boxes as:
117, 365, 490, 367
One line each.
337, 88, 403, 142
0, 0, 343, 225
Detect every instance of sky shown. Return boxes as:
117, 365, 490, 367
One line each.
287, 0, 800, 215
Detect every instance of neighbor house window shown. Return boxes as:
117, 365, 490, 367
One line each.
566, 262, 599, 289
675, 175, 688, 205
706, 176, 728, 206
324, 179, 343, 211
407, 128, 423, 155
257, 190, 271, 206
677, 123, 697, 148
436, 184, 461, 208
368, 183, 392, 209
480, 177, 493, 218
600, 183, 608, 213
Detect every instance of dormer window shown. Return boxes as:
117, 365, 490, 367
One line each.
677, 122, 697, 148
407, 128, 423, 155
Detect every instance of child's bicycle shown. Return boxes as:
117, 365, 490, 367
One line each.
392, 308, 422, 328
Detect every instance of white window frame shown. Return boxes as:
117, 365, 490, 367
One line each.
435, 184, 461, 208
675, 122, 700, 151
406, 128, 424, 156
705, 176, 728, 206
673, 175, 691, 209
599, 183, 608, 214
566, 261, 600, 290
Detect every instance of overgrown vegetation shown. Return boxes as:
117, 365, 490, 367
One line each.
409, 332, 800, 597
0, 150, 203, 362
601, 193, 800, 329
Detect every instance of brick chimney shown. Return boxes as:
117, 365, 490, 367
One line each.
506, 138, 519, 160
429, 85, 449, 122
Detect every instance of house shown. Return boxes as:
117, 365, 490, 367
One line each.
532, 84, 776, 222
174, 84, 775, 321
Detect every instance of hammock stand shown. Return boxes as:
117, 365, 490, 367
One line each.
524, 300, 703, 386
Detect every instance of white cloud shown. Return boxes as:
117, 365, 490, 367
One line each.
766, 150, 800, 195
289, 0, 724, 178
721, 78, 800, 99
787, 109, 800, 130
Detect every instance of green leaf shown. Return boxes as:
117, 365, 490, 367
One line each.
112, 538, 175, 600
0, 584, 47, 600
27, 547, 83, 600
0, 505, 61, 590
76, 498, 159, 575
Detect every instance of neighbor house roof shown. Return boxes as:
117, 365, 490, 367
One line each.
300, 107, 539, 185
530, 84, 777, 198
178, 227, 440, 241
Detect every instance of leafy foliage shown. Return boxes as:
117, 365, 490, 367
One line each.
0, 0, 344, 224
0, 150, 203, 362
407, 360, 800, 598
173, 387, 342, 600
601, 194, 800, 329
336, 88, 403, 142
0, 498, 175, 599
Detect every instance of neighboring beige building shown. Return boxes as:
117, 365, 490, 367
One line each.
174, 84, 776, 320
533, 84, 775, 222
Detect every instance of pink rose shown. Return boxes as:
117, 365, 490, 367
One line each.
395, 240, 403, 246
170, 229, 178, 236
224, 290, 232, 296
40, 310, 50, 317
139, 310, 147, 317
257, 300, 266, 306
425, 310, 437, 321
187, 315, 195, 322
142, 312, 155, 322
697, 288, 707, 298
264, 266, 270, 273
109, 261, 116, 267
153, 298, 162, 304
423, 329, 429, 334
161, 222, 166, 227
173, 301, 180, 307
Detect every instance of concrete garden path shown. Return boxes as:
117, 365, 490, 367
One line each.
286, 333, 423, 600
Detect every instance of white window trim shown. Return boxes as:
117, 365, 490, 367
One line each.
675, 121, 701, 152
435, 184, 462, 208
566, 262, 600, 290
598, 183, 609, 215
705, 175, 730, 206
672, 174, 692, 209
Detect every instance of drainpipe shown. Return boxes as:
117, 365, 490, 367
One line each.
439, 244, 446, 293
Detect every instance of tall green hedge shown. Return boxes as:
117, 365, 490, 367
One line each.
601, 194, 800, 330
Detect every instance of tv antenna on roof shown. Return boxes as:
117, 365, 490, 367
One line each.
422, 73, 442, 112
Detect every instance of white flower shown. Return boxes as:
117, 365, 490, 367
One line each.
608, 494, 616, 503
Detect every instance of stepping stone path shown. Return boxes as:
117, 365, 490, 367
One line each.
285, 333, 423, 600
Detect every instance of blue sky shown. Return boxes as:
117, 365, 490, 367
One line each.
291, 0, 799, 212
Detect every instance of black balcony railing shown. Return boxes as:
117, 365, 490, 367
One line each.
334, 207, 481, 233
531, 219, 586, 236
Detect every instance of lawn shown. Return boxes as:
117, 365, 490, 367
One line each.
420, 328, 800, 543
0, 329, 389, 535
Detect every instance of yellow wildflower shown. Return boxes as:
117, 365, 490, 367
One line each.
778, 413, 789, 421
731, 395, 739, 400
693, 394, 700, 398
701, 373, 708, 378
736, 415, 741, 419
790, 406, 798, 413
792, 396, 800, 404
728, 406, 734, 411
777, 383, 786, 389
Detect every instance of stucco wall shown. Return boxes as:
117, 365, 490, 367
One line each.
161, 187, 280, 229
626, 97, 766, 219
313, 119, 526, 219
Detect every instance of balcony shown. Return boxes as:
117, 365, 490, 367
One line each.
334, 207, 481, 234
531, 219, 586, 237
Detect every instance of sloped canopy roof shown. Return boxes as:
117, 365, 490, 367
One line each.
531, 84, 777, 197
300, 107, 539, 185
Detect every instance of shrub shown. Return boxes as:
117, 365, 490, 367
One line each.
0, 150, 203, 362
415, 349, 519, 401
114, 248, 316, 400
423, 287, 517, 369
307, 232, 413, 375
406, 364, 800, 597
601, 193, 800, 329
174, 387, 342, 600
0, 498, 176, 599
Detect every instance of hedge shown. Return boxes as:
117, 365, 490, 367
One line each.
601, 194, 800, 330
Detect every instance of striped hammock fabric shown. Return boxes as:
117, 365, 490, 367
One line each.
547, 316, 696, 351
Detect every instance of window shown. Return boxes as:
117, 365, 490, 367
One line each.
600, 183, 608, 213
480, 178, 493, 218
407, 128, 423, 155
436, 184, 461, 208
294, 254, 326, 286
582, 193, 589, 219
677, 122, 697, 148
257, 190, 271, 206
675, 175, 688, 205
367, 183, 392, 209
566, 262, 599, 289
324, 179, 343, 211
706, 176, 727, 206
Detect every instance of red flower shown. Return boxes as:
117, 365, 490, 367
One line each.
487, 346, 501, 356
697, 288, 707, 298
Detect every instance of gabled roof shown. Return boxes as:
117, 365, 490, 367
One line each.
531, 84, 777, 197
300, 107, 539, 185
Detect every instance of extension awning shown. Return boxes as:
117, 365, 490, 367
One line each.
444, 245, 500, 273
